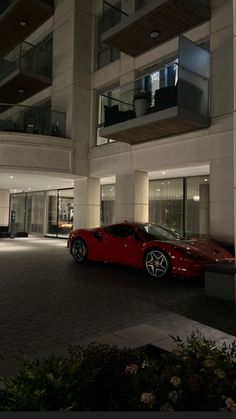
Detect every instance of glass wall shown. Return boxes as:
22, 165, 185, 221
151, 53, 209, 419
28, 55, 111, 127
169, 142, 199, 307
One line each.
26, 192, 45, 234
10, 193, 26, 232
45, 188, 74, 237
97, 2, 120, 69
149, 178, 184, 235
185, 176, 209, 238
10, 188, 74, 238
101, 184, 115, 225
58, 189, 74, 238
149, 176, 210, 238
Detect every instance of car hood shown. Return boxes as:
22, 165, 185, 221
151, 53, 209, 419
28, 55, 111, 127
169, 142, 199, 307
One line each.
168, 239, 234, 261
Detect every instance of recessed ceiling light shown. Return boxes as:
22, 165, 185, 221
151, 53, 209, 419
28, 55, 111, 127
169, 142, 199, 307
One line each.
20, 20, 28, 27
47, 185, 51, 188
10, 175, 14, 179
18, 88, 25, 94
162, 171, 166, 175
204, 178, 208, 182
28, 187, 31, 190
150, 31, 161, 39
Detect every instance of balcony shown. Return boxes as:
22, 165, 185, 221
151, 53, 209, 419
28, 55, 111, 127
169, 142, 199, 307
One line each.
0, 0, 54, 56
99, 36, 210, 145
0, 41, 52, 103
0, 103, 66, 138
101, 0, 210, 56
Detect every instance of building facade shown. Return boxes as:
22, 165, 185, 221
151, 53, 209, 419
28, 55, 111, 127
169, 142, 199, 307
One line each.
0, 0, 235, 248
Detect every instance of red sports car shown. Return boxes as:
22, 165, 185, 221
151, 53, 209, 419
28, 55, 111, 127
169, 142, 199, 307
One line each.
68, 222, 234, 279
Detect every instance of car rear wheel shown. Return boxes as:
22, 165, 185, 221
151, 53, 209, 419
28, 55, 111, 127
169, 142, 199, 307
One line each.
71, 238, 87, 263
144, 249, 170, 278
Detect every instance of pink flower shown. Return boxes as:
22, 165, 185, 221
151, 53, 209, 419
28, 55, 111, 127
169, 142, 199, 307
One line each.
160, 403, 175, 411
124, 363, 139, 375
140, 392, 156, 407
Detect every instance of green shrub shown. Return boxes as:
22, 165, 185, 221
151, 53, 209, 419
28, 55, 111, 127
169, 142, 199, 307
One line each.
0, 332, 236, 411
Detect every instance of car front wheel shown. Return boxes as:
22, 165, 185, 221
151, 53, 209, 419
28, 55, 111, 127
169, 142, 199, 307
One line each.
144, 249, 170, 278
71, 238, 88, 263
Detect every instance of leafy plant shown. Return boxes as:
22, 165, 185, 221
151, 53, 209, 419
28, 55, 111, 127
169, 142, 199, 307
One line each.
0, 332, 236, 411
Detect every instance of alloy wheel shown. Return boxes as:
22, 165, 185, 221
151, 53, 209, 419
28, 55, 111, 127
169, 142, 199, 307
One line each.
145, 249, 169, 278
72, 238, 87, 263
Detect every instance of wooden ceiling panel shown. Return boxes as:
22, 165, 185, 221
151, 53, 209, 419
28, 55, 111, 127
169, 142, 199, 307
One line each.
0, 72, 51, 103
102, 0, 210, 56
100, 114, 209, 144
0, 0, 53, 56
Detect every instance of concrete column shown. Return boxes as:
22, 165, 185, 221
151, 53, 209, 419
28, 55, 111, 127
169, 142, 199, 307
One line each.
0, 189, 10, 226
114, 171, 148, 223
73, 177, 100, 229
199, 183, 210, 237
210, 158, 234, 244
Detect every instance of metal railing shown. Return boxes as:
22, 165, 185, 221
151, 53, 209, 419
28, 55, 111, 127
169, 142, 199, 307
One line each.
0, 41, 52, 82
0, 103, 67, 138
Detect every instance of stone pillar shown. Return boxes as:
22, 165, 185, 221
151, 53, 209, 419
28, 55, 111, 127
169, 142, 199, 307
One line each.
210, 158, 234, 244
73, 177, 100, 229
114, 171, 148, 223
0, 189, 10, 226
199, 182, 210, 237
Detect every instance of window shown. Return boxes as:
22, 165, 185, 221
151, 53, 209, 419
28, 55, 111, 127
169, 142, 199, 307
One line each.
97, 2, 121, 69
101, 184, 115, 224
104, 224, 135, 238
185, 176, 209, 238
149, 176, 210, 238
149, 178, 184, 235
97, 92, 117, 145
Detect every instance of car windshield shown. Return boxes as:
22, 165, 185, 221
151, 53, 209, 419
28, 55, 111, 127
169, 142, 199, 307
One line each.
137, 223, 183, 241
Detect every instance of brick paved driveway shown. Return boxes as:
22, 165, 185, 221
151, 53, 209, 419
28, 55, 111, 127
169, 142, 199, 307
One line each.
0, 237, 235, 373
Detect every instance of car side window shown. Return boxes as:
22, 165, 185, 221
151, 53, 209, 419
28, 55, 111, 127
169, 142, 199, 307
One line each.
104, 225, 135, 238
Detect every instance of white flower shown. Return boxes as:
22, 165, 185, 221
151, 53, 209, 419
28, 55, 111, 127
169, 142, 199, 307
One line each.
225, 397, 236, 411
140, 392, 156, 406
141, 360, 150, 369
170, 376, 181, 386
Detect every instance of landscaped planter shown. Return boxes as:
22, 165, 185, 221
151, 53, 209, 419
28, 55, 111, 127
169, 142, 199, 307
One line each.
0, 332, 236, 411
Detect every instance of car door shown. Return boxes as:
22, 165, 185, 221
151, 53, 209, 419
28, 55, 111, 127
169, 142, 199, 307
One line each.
103, 224, 143, 267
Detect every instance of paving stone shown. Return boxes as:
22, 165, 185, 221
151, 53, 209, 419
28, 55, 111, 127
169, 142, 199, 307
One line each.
0, 237, 235, 375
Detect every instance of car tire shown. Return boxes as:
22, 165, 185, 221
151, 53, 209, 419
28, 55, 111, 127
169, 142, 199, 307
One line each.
71, 238, 88, 263
144, 248, 171, 279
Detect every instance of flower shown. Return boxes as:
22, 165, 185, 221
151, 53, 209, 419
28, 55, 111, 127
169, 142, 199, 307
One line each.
124, 363, 139, 375
225, 397, 236, 411
141, 360, 150, 369
160, 403, 175, 411
170, 376, 181, 386
214, 369, 225, 379
168, 390, 179, 403
140, 392, 156, 407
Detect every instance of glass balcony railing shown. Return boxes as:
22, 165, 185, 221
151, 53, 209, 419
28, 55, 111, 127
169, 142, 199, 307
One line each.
0, 0, 54, 16
99, 61, 209, 129
0, 103, 67, 138
102, 0, 153, 32
0, 41, 52, 83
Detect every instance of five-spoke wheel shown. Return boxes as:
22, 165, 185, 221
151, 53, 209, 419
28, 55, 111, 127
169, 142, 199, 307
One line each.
144, 249, 170, 278
71, 238, 87, 263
